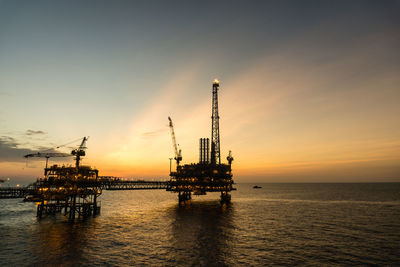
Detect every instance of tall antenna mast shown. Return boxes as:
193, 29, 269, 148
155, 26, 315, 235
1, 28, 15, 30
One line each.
211, 79, 221, 164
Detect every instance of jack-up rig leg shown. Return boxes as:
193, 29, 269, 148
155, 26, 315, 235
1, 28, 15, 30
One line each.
220, 191, 231, 204
37, 200, 44, 219
178, 191, 191, 205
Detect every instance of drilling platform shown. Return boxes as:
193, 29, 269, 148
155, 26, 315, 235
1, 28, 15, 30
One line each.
13, 137, 169, 220
24, 137, 102, 220
167, 79, 235, 204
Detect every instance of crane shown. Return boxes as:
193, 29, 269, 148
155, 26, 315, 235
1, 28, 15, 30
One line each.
168, 117, 182, 166
71, 136, 89, 168
24, 136, 89, 169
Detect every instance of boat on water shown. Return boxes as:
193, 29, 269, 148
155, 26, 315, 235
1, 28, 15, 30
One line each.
253, 185, 262, 189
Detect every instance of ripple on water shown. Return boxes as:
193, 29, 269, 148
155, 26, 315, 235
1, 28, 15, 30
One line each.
0, 183, 399, 265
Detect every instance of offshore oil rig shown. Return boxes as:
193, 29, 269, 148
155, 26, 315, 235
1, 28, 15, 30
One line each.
7, 137, 168, 220
167, 79, 235, 204
23, 137, 103, 220
0, 79, 235, 220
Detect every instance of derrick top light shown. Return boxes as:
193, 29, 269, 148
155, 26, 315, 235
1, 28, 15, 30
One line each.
213, 79, 220, 85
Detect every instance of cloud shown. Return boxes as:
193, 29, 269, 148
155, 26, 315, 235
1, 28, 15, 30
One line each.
25, 129, 47, 136
0, 136, 56, 162
0, 91, 12, 96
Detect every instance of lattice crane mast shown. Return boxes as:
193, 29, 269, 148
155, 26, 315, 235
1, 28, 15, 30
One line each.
71, 136, 89, 168
168, 116, 182, 166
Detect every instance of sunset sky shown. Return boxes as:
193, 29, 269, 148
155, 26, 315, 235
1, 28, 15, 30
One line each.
0, 0, 399, 184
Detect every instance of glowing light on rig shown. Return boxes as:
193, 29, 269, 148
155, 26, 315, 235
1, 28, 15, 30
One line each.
213, 79, 220, 84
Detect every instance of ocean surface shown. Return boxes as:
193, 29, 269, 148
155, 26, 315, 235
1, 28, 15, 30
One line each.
1, 183, 399, 266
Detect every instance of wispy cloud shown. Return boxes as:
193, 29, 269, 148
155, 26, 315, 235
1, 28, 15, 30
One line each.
25, 129, 47, 136
0, 136, 39, 162
0, 92, 12, 97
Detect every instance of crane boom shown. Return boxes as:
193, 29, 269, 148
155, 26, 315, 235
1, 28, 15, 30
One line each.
78, 136, 88, 150
24, 152, 71, 158
24, 152, 71, 169
168, 117, 182, 165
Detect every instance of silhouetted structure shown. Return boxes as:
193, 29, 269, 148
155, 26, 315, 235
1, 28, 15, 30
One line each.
1, 80, 236, 219
168, 117, 182, 166
22, 138, 101, 220
1, 136, 169, 220
211, 80, 221, 165
0, 179, 168, 199
199, 138, 210, 163
33, 164, 101, 220
168, 80, 235, 204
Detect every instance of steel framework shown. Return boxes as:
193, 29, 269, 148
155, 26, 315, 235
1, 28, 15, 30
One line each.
168, 79, 235, 205
211, 80, 221, 165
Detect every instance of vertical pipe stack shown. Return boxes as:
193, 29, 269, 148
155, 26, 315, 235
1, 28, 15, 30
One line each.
199, 139, 203, 163
205, 138, 209, 163
199, 138, 210, 164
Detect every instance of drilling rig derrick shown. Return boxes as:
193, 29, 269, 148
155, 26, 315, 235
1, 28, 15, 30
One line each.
211, 79, 221, 165
167, 79, 235, 204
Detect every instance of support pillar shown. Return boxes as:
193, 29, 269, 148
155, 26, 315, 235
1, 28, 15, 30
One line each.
93, 194, 98, 216
69, 195, 76, 221
37, 201, 44, 219
220, 191, 231, 204
178, 191, 191, 205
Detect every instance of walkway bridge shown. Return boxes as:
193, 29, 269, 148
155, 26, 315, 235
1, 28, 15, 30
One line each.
0, 178, 169, 199
0, 187, 34, 199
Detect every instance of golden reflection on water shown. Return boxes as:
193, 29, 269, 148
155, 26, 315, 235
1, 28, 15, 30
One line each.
28, 197, 235, 266
168, 202, 235, 265
31, 219, 98, 266
3, 184, 400, 265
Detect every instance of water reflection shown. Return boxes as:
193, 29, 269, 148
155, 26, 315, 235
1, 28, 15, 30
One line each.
30, 218, 98, 266
168, 201, 235, 266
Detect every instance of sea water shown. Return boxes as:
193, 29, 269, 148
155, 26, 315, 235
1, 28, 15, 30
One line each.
1, 183, 399, 266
